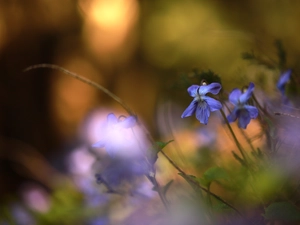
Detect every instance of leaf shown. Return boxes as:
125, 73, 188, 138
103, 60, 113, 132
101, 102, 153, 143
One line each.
264, 202, 300, 221
202, 166, 229, 185
155, 140, 174, 152
147, 140, 173, 164
213, 202, 233, 212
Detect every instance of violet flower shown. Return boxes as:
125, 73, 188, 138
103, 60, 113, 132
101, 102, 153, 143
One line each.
277, 69, 292, 95
92, 113, 138, 157
181, 83, 222, 124
227, 82, 258, 129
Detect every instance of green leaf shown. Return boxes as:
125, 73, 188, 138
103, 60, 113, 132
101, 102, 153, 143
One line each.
148, 140, 173, 164
264, 202, 300, 221
213, 202, 233, 213
202, 166, 229, 185
155, 140, 173, 151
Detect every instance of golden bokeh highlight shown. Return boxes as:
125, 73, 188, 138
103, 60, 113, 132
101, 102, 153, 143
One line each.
80, 0, 139, 63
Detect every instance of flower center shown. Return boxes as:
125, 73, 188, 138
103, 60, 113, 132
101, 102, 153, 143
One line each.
196, 87, 204, 101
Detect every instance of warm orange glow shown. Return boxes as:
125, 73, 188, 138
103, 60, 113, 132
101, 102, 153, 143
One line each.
50, 57, 103, 138
90, 0, 130, 31
81, 0, 139, 59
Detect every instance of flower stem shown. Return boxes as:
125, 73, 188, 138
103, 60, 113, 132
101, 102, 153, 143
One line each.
159, 150, 244, 219
146, 174, 170, 211
251, 94, 270, 117
23, 64, 135, 116
220, 109, 249, 166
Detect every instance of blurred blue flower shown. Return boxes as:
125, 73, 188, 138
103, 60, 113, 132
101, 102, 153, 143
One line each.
277, 69, 292, 95
92, 113, 138, 157
96, 158, 149, 188
88, 217, 109, 225
92, 113, 151, 193
227, 82, 258, 129
181, 83, 222, 124
11, 203, 35, 225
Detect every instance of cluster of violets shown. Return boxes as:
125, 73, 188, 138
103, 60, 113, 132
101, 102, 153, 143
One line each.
92, 69, 292, 167
85, 69, 292, 224
181, 69, 292, 129
181, 81, 258, 129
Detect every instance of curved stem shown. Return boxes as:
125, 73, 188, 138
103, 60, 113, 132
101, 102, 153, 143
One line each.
23, 64, 135, 116
23, 64, 173, 210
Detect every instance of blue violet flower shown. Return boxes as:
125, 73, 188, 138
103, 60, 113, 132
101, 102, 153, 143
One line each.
181, 82, 222, 124
277, 69, 292, 95
227, 82, 258, 129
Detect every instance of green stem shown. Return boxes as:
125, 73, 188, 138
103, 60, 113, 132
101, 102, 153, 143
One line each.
160, 150, 244, 218
240, 129, 256, 153
223, 102, 256, 154
252, 94, 270, 117
220, 109, 249, 166
220, 109, 264, 205
207, 183, 213, 217
146, 174, 170, 211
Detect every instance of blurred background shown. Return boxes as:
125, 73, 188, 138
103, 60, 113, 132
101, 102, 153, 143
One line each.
1, 0, 300, 224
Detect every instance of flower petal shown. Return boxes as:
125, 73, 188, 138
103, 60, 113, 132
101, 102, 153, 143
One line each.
187, 85, 200, 97
229, 88, 242, 105
203, 96, 222, 111
277, 69, 292, 95
244, 105, 258, 119
198, 82, 222, 95
107, 113, 118, 126
195, 101, 210, 124
92, 139, 106, 148
181, 99, 197, 118
227, 108, 238, 123
239, 82, 255, 104
237, 109, 251, 129
120, 115, 137, 128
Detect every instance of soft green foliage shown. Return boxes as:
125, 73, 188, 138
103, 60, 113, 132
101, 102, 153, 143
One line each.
264, 202, 300, 221
155, 140, 174, 151
200, 166, 229, 187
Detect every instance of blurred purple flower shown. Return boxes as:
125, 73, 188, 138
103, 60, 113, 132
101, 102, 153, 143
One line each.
227, 82, 258, 129
181, 83, 222, 124
21, 184, 50, 213
11, 203, 35, 225
96, 158, 149, 188
92, 113, 151, 190
88, 217, 109, 225
92, 113, 139, 157
277, 69, 292, 95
